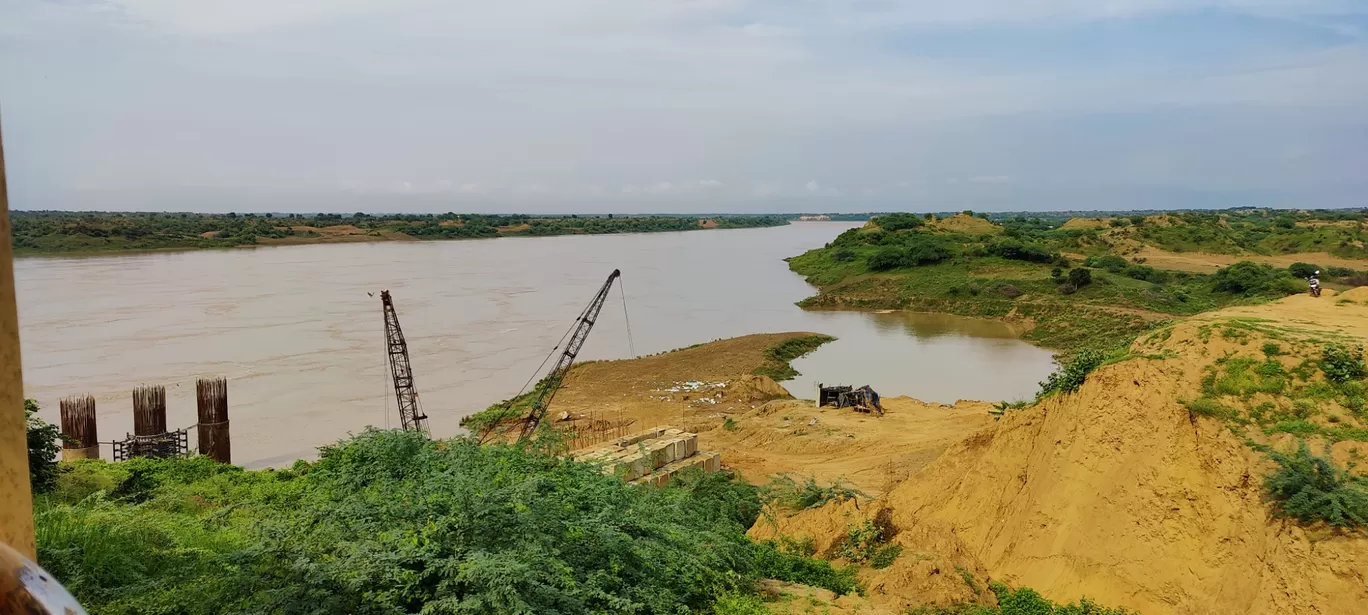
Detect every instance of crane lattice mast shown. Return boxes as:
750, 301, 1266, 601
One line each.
518, 269, 622, 441
381, 290, 428, 432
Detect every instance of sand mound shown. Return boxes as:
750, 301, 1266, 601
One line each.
931, 214, 1000, 235
730, 374, 792, 401
755, 297, 1368, 614
1060, 217, 1111, 231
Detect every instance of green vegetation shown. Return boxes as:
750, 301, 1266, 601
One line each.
1123, 210, 1368, 258
26, 398, 63, 493
789, 211, 1338, 354
36, 429, 859, 614
834, 518, 902, 569
1264, 441, 1368, 529
906, 582, 1136, 614
11, 211, 789, 255
754, 335, 837, 381
1321, 344, 1366, 385
1037, 348, 1109, 398
459, 373, 560, 436
761, 474, 865, 511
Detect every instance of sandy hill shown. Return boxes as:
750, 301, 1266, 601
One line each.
752, 290, 1368, 614
1060, 217, 1112, 231
930, 213, 1001, 235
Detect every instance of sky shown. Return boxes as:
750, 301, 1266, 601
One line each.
1, 0, 1367, 214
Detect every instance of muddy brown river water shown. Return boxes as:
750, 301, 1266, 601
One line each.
16, 222, 1055, 467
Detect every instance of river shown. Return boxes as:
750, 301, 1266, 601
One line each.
15, 222, 1056, 467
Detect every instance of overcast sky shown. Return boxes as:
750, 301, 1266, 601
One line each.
2, 1, 1367, 214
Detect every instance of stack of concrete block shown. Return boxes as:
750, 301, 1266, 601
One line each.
573, 426, 722, 486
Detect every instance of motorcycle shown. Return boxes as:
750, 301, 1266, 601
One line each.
1309, 279, 1322, 297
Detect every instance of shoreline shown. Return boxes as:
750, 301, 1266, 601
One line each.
12, 219, 793, 259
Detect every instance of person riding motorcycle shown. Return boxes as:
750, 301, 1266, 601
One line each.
1309, 270, 1321, 297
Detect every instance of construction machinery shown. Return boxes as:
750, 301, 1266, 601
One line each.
517, 269, 622, 441
817, 383, 884, 416
381, 290, 428, 432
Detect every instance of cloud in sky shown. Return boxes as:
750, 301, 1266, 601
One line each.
1, 0, 1366, 213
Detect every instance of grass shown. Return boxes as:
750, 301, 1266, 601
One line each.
755, 335, 837, 380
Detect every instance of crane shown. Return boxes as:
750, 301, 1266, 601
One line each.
381, 290, 428, 432
517, 269, 622, 441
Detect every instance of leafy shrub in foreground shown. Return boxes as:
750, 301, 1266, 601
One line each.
39, 430, 858, 614
990, 582, 1137, 615
1265, 441, 1368, 528
1321, 344, 1366, 385
906, 582, 1136, 614
1038, 348, 1108, 398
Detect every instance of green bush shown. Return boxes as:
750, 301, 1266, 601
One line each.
990, 582, 1137, 615
867, 234, 955, 270
1321, 344, 1366, 385
1289, 262, 1320, 279
1124, 265, 1166, 283
712, 593, 771, 615
1038, 348, 1108, 397
1264, 441, 1368, 528
38, 430, 859, 614
1085, 255, 1129, 273
1211, 261, 1296, 296
835, 518, 901, 569
1067, 268, 1093, 288
990, 239, 1056, 264
26, 399, 64, 493
875, 213, 926, 232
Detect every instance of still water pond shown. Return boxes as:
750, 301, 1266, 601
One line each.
16, 222, 1055, 466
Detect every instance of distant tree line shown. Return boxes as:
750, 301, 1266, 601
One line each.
8, 211, 790, 254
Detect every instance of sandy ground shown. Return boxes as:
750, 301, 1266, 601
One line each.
1059, 217, 1111, 231
747, 289, 1368, 615
545, 333, 994, 495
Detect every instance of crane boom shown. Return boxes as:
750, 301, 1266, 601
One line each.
518, 269, 621, 440
381, 290, 428, 432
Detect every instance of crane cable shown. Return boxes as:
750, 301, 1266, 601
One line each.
619, 278, 636, 359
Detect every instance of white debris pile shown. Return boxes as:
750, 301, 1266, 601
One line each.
661, 380, 728, 393
645, 380, 733, 404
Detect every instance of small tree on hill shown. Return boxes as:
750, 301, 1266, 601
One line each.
1067, 267, 1092, 288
